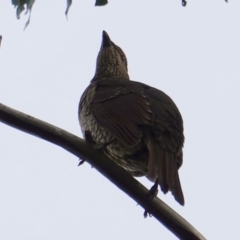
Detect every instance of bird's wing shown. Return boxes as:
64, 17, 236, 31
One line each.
92, 79, 185, 205
143, 84, 185, 205
92, 79, 152, 147
125, 82, 184, 154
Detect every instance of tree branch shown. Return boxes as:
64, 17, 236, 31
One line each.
0, 102, 206, 240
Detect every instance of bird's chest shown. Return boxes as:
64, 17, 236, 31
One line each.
79, 86, 114, 144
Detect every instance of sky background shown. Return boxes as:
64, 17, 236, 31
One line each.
0, 0, 239, 239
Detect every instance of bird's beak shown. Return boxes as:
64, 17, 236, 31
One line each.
101, 31, 112, 48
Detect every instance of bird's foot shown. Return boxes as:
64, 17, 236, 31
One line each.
149, 178, 159, 200
143, 178, 159, 218
85, 130, 96, 144
78, 158, 85, 166
144, 210, 152, 218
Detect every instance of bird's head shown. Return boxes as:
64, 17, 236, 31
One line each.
92, 31, 129, 81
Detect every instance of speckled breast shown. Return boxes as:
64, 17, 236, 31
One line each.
79, 84, 114, 144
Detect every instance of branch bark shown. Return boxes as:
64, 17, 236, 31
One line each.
0, 102, 206, 240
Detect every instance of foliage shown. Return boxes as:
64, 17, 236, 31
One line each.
11, 0, 109, 29
12, 0, 35, 29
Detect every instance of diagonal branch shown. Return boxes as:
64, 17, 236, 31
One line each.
0, 103, 206, 240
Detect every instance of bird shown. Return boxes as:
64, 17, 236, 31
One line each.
78, 31, 185, 206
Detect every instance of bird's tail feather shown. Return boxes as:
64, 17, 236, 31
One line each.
166, 151, 184, 205
147, 136, 184, 205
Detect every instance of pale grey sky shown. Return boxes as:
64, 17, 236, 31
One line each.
0, 0, 239, 239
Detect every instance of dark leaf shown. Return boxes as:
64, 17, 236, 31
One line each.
65, 0, 72, 19
95, 0, 108, 6
12, 0, 35, 29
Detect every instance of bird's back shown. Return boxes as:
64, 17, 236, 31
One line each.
79, 78, 184, 177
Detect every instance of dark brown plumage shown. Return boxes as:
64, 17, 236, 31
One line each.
79, 31, 185, 205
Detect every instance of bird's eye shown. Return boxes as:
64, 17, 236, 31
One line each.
121, 55, 125, 62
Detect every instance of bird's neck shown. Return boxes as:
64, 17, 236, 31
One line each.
92, 67, 129, 82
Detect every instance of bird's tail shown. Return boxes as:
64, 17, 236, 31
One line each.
146, 135, 184, 205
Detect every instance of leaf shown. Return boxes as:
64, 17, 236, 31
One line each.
65, 0, 72, 19
95, 0, 108, 6
182, 0, 187, 6
12, 0, 35, 29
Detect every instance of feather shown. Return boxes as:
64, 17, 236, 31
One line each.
146, 136, 169, 193
92, 91, 151, 147
166, 151, 184, 205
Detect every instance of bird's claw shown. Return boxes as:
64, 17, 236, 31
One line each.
149, 178, 159, 200
78, 159, 85, 166
143, 179, 159, 217
144, 210, 152, 218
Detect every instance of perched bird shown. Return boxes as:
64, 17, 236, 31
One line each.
79, 31, 185, 205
